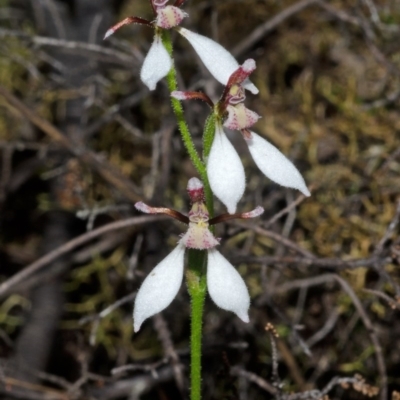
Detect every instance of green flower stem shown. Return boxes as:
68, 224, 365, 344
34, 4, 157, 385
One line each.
162, 30, 214, 216
162, 30, 216, 400
186, 249, 207, 400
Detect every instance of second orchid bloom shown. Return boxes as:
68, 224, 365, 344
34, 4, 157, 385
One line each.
133, 178, 263, 331
172, 59, 310, 214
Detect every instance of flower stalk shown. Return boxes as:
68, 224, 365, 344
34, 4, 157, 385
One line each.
118, 23, 216, 394
105, 3, 310, 398
187, 249, 207, 400
162, 30, 214, 215
163, 31, 212, 399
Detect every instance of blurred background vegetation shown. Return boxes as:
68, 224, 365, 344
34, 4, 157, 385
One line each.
0, 0, 399, 399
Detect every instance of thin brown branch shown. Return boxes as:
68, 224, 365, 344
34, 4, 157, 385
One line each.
230, 221, 316, 259
331, 275, 387, 400
271, 274, 337, 295
153, 314, 186, 396
238, 254, 389, 270
363, 288, 400, 310
230, 366, 278, 395
0, 85, 143, 203
277, 340, 307, 390
232, 0, 325, 57
264, 193, 308, 229
378, 147, 400, 172
83, 91, 148, 139
317, 2, 361, 26
43, 0, 66, 39
257, 273, 385, 397
0, 215, 167, 299
374, 201, 400, 256
306, 308, 340, 348
0, 27, 135, 65
79, 292, 138, 325
0, 376, 68, 400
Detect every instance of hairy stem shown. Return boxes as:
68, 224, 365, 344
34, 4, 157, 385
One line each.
162, 30, 215, 400
187, 249, 207, 400
162, 30, 214, 217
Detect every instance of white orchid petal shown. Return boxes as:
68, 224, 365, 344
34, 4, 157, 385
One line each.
207, 125, 245, 214
140, 36, 172, 90
245, 132, 310, 196
133, 244, 185, 332
207, 249, 250, 323
178, 28, 258, 94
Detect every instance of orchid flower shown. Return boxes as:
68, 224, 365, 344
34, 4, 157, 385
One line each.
133, 177, 263, 332
104, 0, 188, 90
104, 0, 258, 93
171, 59, 310, 214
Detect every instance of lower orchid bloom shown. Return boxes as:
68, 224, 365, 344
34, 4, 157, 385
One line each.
133, 177, 263, 332
172, 59, 310, 214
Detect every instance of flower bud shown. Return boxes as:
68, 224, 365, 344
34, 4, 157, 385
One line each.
187, 177, 205, 203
